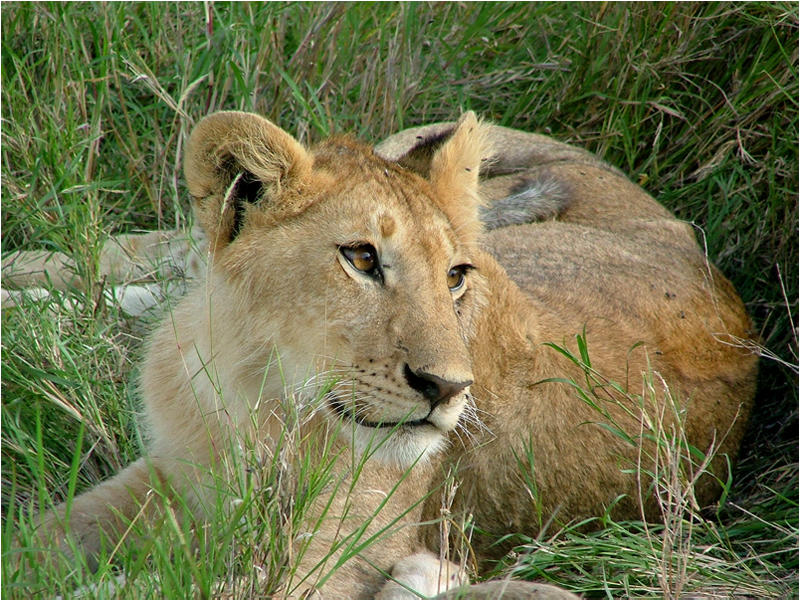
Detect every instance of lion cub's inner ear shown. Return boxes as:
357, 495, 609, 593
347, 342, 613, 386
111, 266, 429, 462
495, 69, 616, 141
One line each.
184, 111, 314, 249
427, 112, 492, 247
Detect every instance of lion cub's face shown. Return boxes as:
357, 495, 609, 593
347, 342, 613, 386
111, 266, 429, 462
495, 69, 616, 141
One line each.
184, 111, 489, 466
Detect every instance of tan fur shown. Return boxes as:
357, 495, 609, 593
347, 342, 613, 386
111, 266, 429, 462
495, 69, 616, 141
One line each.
378, 121, 756, 562
27, 112, 756, 598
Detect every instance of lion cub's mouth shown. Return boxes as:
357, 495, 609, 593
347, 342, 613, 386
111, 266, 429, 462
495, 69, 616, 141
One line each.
327, 394, 433, 430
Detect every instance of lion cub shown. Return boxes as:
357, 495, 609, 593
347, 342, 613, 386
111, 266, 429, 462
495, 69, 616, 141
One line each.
28, 111, 756, 599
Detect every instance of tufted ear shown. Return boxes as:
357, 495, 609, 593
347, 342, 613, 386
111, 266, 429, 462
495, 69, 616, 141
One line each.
426, 112, 492, 247
184, 111, 314, 250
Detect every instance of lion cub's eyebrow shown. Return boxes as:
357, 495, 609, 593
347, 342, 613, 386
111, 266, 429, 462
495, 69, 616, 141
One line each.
379, 213, 396, 237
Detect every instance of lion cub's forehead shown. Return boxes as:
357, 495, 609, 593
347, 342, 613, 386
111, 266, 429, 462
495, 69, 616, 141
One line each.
313, 141, 459, 253
350, 172, 458, 255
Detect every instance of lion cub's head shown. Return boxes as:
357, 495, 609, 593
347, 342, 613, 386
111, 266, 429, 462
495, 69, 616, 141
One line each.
184, 111, 490, 466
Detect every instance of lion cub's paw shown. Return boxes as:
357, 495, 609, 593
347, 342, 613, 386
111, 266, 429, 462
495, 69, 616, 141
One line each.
433, 579, 581, 600
375, 552, 466, 600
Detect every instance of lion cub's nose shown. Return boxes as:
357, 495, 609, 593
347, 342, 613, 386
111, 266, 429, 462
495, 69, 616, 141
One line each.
404, 365, 473, 408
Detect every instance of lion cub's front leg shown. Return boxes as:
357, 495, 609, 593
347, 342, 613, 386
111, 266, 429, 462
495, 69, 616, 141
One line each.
30, 457, 166, 571
375, 552, 466, 600
374, 553, 582, 600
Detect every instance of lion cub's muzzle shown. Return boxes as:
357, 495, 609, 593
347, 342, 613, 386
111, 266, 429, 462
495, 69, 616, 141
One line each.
326, 361, 473, 433
403, 364, 472, 409
325, 359, 473, 465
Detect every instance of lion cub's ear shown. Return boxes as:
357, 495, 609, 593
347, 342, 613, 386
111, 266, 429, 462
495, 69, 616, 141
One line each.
184, 111, 314, 249
427, 112, 491, 247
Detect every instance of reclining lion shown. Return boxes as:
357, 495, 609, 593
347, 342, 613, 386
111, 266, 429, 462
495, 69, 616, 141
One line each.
12, 111, 756, 598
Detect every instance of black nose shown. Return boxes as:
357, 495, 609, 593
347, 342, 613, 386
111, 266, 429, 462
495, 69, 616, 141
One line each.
404, 365, 472, 408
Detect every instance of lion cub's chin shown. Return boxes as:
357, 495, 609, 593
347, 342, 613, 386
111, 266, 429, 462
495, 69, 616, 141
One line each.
346, 396, 466, 468
351, 422, 449, 468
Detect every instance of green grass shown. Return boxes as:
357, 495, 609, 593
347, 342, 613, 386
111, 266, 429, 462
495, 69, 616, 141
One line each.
2, 2, 797, 599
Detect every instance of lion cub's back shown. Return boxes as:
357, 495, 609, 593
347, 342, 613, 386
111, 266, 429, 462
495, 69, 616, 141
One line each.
482, 157, 755, 380
480, 158, 757, 500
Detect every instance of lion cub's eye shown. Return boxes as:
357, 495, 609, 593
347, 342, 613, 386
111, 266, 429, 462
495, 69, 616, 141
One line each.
341, 244, 381, 278
447, 265, 471, 292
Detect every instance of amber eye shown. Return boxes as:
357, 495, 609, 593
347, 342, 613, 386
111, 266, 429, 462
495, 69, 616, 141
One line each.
447, 265, 470, 292
341, 244, 381, 278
